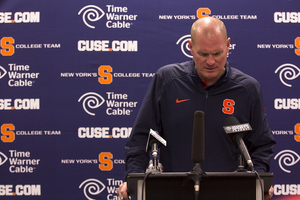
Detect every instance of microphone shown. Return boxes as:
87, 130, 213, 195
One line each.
146, 129, 166, 151
191, 111, 205, 163
223, 116, 254, 171
190, 111, 205, 200
146, 129, 166, 172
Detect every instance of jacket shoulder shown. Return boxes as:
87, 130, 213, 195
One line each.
229, 67, 261, 93
156, 60, 193, 84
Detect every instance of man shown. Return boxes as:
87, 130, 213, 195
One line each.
118, 17, 276, 199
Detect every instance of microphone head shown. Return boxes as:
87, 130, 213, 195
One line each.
224, 115, 240, 126
223, 116, 252, 148
146, 129, 167, 152
191, 111, 205, 164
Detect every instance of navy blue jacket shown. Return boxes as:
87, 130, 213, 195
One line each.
125, 60, 276, 178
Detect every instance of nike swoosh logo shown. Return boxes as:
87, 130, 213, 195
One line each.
176, 98, 190, 103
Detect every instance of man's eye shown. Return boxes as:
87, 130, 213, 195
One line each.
213, 51, 223, 56
199, 53, 209, 57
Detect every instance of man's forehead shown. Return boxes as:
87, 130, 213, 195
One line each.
196, 41, 225, 52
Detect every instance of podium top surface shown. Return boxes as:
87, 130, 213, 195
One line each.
127, 171, 274, 199
128, 171, 273, 178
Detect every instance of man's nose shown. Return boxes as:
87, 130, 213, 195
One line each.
206, 54, 215, 66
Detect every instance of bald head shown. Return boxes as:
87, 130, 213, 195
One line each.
190, 17, 228, 44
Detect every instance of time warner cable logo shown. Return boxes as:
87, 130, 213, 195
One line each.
79, 178, 123, 200
0, 152, 8, 166
78, 5, 137, 29
274, 149, 300, 173
78, 92, 105, 116
0, 66, 7, 79
176, 35, 193, 58
176, 34, 236, 58
78, 5, 105, 29
275, 63, 300, 87
78, 92, 137, 116
79, 179, 105, 200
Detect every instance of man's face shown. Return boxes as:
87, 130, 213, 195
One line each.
189, 33, 230, 86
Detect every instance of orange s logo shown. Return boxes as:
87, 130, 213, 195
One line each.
295, 37, 300, 56
99, 152, 113, 171
197, 8, 211, 19
98, 65, 113, 84
222, 99, 235, 114
294, 123, 300, 142
1, 124, 15, 142
1, 37, 15, 56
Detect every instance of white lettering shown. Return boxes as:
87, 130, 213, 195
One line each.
78, 127, 131, 138
274, 12, 300, 23
274, 184, 300, 195
78, 40, 138, 52
0, 12, 40, 23
274, 98, 300, 110
0, 99, 40, 110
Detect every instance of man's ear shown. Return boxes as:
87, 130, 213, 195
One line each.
227, 38, 231, 48
188, 40, 193, 55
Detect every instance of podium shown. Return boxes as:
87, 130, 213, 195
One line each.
127, 172, 273, 200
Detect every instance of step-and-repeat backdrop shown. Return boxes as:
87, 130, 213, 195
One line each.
1, 0, 299, 199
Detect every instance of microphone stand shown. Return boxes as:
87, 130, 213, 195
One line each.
144, 140, 163, 200
146, 142, 163, 173
151, 142, 158, 170
235, 155, 247, 172
187, 163, 206, 200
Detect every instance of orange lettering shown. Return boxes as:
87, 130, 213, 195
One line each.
1, 124, 15, 142
197, 8, 211, 19
295, 37, 300, 56
1, 37, 15, 56
98, 65, 113, 84
99, 152, 113, 171
222, 99, 235, 115
294, 123, 300, 142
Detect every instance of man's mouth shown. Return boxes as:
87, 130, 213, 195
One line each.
206, 67, 216, 71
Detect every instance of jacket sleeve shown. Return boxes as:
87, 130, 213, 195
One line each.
245, 83, 276, 172
124, 72, 163, 180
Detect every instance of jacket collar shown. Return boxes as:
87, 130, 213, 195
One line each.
190, 60, 230, 89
